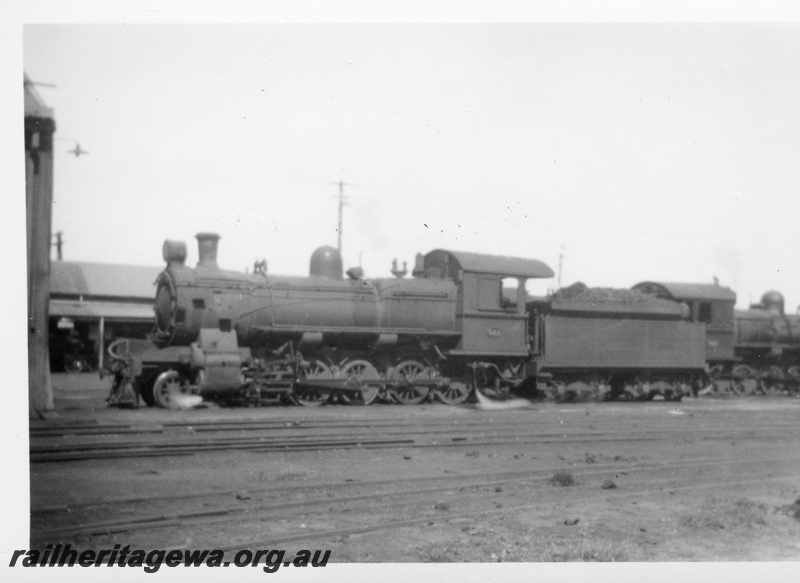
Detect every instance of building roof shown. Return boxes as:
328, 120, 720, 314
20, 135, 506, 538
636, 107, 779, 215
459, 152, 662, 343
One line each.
50, 299, 155, 321
50, 261, 162, 300
632, 281, 737, 302
24, 73, 54, 119
425, 249, 554, 279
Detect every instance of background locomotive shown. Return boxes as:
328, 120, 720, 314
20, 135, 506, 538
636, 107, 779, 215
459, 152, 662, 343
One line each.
723, 292, 800, 394
112, 232, 745, 408
633, 283, 800, 395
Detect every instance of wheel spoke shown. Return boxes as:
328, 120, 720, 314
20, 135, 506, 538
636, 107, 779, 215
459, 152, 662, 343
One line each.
152, 370, 191, 408
294, 360, 332, 406
435, 381, 471, 405
388, 360, 430, 405
338, 359, 380, 405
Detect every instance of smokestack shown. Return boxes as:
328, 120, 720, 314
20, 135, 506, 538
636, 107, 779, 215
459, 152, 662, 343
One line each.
196, 232, 220, 268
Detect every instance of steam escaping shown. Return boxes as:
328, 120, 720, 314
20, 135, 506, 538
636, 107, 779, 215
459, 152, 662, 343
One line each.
474, 389, 535, 411
713, 247, 742, 290
168, 394, 204, 410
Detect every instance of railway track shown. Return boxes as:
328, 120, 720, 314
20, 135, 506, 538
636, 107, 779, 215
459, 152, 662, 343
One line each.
31, 453, 800, 549
29, 399, 800, 560
30, 415, 798, 463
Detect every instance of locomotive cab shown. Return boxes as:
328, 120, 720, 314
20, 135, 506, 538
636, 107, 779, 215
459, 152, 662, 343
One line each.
421, 249, 554, 357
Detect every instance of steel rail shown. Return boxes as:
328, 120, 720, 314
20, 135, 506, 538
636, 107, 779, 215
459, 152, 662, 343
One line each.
31, 453, 800, 541
30, 421, 798, 462
30, 420, 795, 462
213, 472, 800, 552
32, 449, 757, 515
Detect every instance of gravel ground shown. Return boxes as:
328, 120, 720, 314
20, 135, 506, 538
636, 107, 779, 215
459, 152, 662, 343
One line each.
25, 373, 800, 570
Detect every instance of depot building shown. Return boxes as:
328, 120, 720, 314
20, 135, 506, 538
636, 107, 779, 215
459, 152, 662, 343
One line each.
49, 261, 161, 372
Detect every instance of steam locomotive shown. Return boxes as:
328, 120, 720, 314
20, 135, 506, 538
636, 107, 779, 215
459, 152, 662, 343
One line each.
632, 283, 800, 395
113, 233, 798, 408
724, 292, 800, 395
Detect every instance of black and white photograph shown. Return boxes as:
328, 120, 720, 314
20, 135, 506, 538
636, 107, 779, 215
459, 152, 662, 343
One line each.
7, 1, 800, 580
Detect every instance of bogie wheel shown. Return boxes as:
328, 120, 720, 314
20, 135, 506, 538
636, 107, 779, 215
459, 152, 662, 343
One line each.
337, 359, 381, 405
435, 381, 471, 405
388, 359, 430, 405
294, 360, 333, 406
152, 370, 193, 409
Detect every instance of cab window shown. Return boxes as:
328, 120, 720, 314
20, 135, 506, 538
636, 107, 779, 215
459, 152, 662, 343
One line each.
477, 275, 501, 311
501, 278, 518, 310
697, 302, 712, 324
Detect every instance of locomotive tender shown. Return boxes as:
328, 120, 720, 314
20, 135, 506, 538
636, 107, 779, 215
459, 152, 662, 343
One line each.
123, 232, 725, 407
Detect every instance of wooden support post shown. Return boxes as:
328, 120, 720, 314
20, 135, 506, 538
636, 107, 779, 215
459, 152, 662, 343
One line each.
25, 79, 57, 418
98, 317, 105, 371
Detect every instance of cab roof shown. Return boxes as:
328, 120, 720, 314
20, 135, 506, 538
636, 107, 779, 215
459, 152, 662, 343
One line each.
424, 249, 554, 279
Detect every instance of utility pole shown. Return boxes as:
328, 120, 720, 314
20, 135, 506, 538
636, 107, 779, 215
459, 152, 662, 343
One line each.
558, 246, 565, 289
53, 231, 63, 260
331, 180, 356, 254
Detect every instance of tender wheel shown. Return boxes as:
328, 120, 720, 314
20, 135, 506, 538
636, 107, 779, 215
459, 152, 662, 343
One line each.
731, 364, 756, 396
294, 360, 333, 406
338, 359, 380, 405
760, 365, 785, 396
435, 381, 471, 405
152, 370, 192, 408
788, 366, 800, 396
388, 359, 430, 405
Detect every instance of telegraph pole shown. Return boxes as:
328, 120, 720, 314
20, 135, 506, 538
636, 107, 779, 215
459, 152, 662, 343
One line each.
53, 231, 63, 260
331, 180, 356, 254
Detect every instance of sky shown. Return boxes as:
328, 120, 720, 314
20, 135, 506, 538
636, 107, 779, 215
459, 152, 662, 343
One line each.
19, 21, 800, 309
